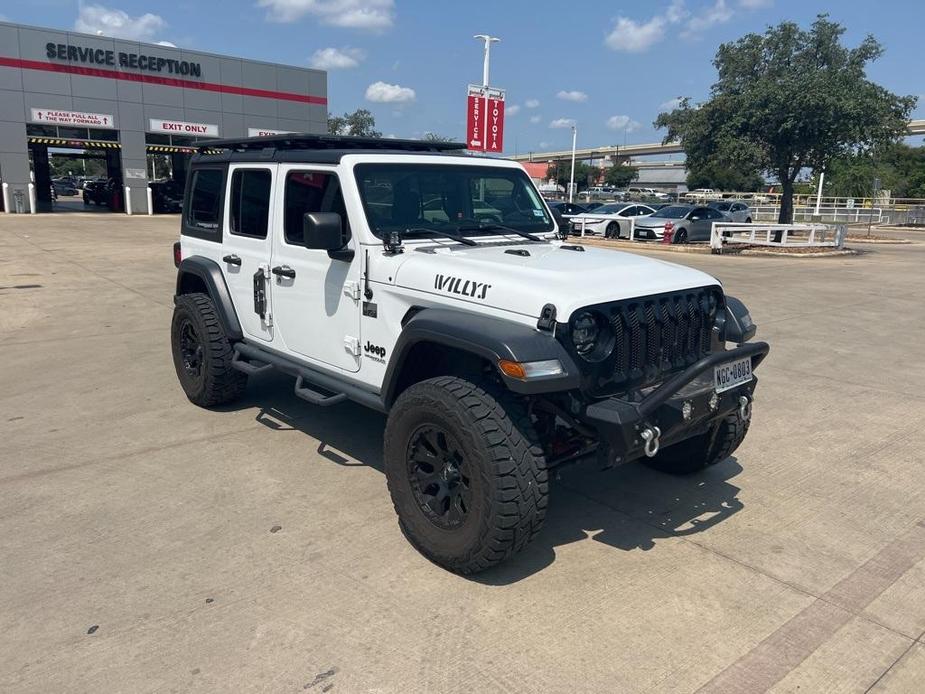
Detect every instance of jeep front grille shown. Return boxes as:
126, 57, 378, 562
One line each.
560, 286, 723, 396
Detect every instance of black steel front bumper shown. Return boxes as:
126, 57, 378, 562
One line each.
582, 341, 770, 465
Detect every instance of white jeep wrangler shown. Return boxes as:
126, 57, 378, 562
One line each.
171, 134, 768, 574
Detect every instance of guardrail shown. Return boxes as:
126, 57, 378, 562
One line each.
710, 222, 846, 252
752, 206, 884, 224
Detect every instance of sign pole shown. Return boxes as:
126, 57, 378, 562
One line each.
569, 126, 577, 204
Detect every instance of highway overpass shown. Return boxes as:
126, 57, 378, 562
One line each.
512, 119, 925, 164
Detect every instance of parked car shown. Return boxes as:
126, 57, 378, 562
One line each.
683, 188, 722, 202
149, 180, 184, 213
569, 203, 657, 238
583, 202, 607, 212
632, 204, 726, 243
627, 186, 669, 201
739, 192, 770, 204
708, 200, 753, 223
52, 179, 78, 197
546, 201, 589, 221
83, 179, 116, 206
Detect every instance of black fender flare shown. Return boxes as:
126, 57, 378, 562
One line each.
175, 256, 243, 340
382, 307, 581, 407
722, 295, 757, 343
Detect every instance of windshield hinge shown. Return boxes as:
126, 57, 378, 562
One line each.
537, 303, 557, 332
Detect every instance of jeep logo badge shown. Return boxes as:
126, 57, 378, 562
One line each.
364, 341, 386, 362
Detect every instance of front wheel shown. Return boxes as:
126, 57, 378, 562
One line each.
745, 217, 752, 224
673, 228, 688, 244
643, 411, 750, 475
384, 377, 548, 574
605, 222, 619, 239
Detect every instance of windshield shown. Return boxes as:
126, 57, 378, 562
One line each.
649, 205, 691, 219
590, 204, 625, 215
355, 164, 554, 238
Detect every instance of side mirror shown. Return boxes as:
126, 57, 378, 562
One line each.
303, 212, 353, 260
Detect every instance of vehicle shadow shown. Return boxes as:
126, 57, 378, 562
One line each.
226, 373, 744, 584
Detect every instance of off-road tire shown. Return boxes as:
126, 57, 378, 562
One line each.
384, 376, 548, 574
170, 292, 247, 407
643, 412, 750, 475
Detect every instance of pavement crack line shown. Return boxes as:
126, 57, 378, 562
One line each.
863, 629, 925, 693
694, 521, 925, 693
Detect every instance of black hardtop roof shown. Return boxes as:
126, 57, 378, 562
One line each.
192, 133, 468, 165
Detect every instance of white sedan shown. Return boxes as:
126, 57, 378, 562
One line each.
569, 203, 657, 238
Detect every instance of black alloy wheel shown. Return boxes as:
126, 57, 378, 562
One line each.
605, 222, 618, 238
407, 425, 472, 529
177, 318, 204, 379
674, 228, 688, 244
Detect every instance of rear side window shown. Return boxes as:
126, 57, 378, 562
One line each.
186, 169, 224, 232
230, 169, 271, 239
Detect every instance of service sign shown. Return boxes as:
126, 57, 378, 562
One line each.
31, 108, 115, 128
485, 88, 505, 153
466, 84, 486, 151
149, 118, 219, 137
247, 128, 295, 137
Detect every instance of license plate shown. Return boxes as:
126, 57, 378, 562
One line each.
714, 357, 753, 393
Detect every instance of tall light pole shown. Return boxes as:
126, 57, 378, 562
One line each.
473, 34, 501, 88
568, 125, 577, 203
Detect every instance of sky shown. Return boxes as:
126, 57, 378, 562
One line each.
3, 0, 924, 153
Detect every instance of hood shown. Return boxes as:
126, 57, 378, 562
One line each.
391, 240, 720, 319
635, 216, 678, 228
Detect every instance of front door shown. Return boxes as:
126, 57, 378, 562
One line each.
220, 164, 277, 343
270, 166, 362, 373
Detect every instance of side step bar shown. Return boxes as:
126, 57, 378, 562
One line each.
231, 342, 386, 412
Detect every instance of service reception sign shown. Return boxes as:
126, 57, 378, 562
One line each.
31, 108, 115, 128
465, 85, 505, 153
149, 118, 219, 137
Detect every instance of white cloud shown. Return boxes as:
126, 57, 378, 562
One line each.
506, 104, 521, 116
74, 4, 168, 42
309, 47, 364, 69
258, 0, 394, 30
525, 99, 540, 108
739, 0, 772, 8
365, 80, 415, 103
529, 115, 542, 124
549, 118, 576, 129
683, 0, 734, 37
605, 16, 667, 53
659, 97, 683, 112
606, 115, 641, 132
557, 90, 588, 103
538, 141, 550, 149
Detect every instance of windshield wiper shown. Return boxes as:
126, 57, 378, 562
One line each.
456, 222, 546, 243
399, 227, 478, 246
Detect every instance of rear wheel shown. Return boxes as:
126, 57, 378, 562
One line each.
643, 412, 750, 475
170, 293, 247, 407
384, 376, 548, 574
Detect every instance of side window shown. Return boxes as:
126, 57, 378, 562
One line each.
283, 171, 350, 246
186, 169, 224, 232
229, 169, 271, 239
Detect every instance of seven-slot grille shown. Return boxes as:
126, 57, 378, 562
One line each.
565, 286, 723, 395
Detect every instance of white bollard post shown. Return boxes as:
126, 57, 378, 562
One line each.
27, 183, 37, 214
1, 182, 9, 213
146, 185, 154, 215
124, 185, 133, 215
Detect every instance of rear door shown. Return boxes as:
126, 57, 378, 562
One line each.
220, 164, 277, 343
269, 166, 362, 373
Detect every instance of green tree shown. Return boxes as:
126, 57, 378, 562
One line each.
604, 164, 639, 188
327, 108, 381, 137
655, 15, 916, 228
685, 161, 764, 192
826, 144, 925, 199
423, 132, 454, 142
546, 160, 597, 191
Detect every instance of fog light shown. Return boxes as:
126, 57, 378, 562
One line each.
709, 392, 719, 411
682, 401, 693, 421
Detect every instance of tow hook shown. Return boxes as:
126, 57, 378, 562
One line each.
738, 395, 752, 422
640, 425, 661, 458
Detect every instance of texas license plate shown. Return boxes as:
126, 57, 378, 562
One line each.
714, 357, 753, 393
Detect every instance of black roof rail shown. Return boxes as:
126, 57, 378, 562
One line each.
197, 133, 467, 153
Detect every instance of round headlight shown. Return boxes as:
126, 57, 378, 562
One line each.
571, 312, 600, 355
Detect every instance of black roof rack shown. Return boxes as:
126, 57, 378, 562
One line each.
198, 133, 467, 153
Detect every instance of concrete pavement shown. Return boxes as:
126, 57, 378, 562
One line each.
1, 213, 923, 693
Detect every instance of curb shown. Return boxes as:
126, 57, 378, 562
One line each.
739, 248, 859, 258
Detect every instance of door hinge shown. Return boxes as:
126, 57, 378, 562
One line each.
343, 281, 361, 301
344, 335, 360, 356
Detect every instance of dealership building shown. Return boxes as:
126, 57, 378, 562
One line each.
0, 20, 328, 214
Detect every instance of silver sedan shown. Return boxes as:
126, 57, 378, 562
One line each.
708, 200, 753, 223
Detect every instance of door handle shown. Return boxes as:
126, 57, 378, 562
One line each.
271, 265, 296, 279
222, 254, 242, 266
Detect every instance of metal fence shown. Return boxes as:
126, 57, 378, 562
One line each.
751, 206, 884, 224
710, 222, 846, 252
